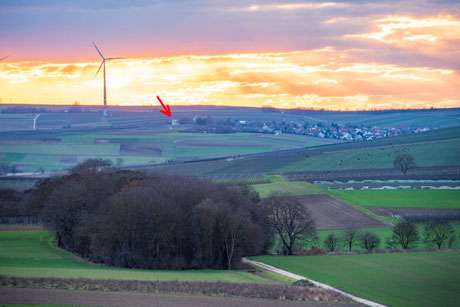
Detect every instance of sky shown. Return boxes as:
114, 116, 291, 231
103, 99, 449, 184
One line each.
0, 0, 459, 110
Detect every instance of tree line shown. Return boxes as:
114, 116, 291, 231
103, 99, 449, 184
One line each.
323, 220, 457, 252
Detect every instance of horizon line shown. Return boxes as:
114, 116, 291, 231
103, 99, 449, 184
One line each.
1, 103, 458, 113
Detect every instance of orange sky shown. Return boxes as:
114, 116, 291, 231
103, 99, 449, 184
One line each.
1, 2, 460, 110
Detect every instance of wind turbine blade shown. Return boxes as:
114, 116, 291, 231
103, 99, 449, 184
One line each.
92, 41, 104, 59
0, 53, 14, 61
95, 60, 104, 76
105, 57, 121, 60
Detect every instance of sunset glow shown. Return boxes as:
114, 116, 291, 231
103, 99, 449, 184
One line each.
0, 1, 459, 110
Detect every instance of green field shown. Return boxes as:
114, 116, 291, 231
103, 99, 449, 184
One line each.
0, 115, 339, 172
253, 251, 460, 307
273, 138, 460, 172
0, 230, 268, 283
331, 190, 460, 209
252, 181, 325, 198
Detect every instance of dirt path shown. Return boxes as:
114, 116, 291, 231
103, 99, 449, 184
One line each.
0, 287, 358, 307
242, 258, 386, 307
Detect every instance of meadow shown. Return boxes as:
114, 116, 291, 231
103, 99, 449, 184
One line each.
331, 190, 460, 209
252, 181, 325, 198
0, 230, 269, 283
273, 138, 460, 172
253, 251, 460, 307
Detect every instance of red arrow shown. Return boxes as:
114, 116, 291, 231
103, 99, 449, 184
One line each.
157, 96, 171, 117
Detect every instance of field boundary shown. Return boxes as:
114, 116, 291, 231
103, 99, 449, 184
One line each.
243, 258, 386, 307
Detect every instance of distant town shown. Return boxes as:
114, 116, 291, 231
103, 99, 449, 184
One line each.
176, 116, 434, 142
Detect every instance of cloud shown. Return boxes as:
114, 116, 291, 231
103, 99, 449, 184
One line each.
1, 50, 458, 110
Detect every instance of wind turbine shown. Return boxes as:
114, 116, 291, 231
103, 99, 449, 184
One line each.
0, 53, 14, 61
93, 42, 119, 117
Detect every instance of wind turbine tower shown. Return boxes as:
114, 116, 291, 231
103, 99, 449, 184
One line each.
93, 42, 119, 117
0, 53, 14, 61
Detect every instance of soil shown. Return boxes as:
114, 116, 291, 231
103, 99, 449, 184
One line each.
284, 166, 460, 182
119, 143, 162, 156
0, 225, 43, 231
294, 195, 387, 230
0, 287, 359, 307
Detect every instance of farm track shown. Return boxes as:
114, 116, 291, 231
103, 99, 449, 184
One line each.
242, 258, 385, 307
0, 287, 359, 307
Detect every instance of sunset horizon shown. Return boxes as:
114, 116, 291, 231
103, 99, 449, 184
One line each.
1, 1, 459, 111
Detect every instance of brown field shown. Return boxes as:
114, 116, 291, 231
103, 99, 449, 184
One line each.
294, 195, 387, 230
0, 276, 356, 307
0, 138, 61, 144
60, 154, 77, 163
119, 143, 162, 156
367, 207, 460, 217
0, 225, 43, 231
175, 139, 265, 147
0, 287, 358, 307
284, 166, 460, 182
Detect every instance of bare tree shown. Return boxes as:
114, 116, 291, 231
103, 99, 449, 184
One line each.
0, 162, 11, 175
265, 193, 316, 255
323, 233, 339, 252
393, 154, 416, 175
423, 221, 455, 249
218, 210, 247, 270
391, 221, 419, 249
360, 232, 380, 251
342, 228, 359, 252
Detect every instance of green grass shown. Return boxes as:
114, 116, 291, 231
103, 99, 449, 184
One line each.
0, 230, 268, 283
253, 251, 460, 307
252, 181, 326, 198
330, 190, 460, 209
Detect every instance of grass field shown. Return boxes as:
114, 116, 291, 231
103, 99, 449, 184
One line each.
253, 251, 460, 307
331, 190, 460, 209
252, 181, 326, 198
0, 118, 339, 172
273, 138, 460, 172
0, 230, 268, 283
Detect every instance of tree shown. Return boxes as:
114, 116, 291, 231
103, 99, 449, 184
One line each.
70, 158, 112, 174
393, 154, 416, 175
360, 232, 380, 251
0, 162, 12, 175
323, 233, 339, 252
342, 228, 359, 252
265, 194, 316, 255
391, 221, 419, 249
423, 221, 455, 249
